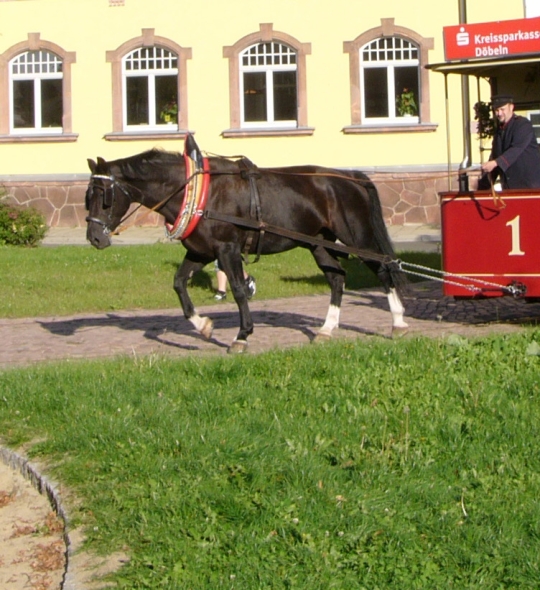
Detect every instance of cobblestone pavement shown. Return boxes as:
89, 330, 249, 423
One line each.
1, 282, 539, 369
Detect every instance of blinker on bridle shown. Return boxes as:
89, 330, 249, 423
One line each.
85, 173, 130, 234
85, 174, 115, 209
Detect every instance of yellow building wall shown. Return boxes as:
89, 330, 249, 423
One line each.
0, 0, 525, 176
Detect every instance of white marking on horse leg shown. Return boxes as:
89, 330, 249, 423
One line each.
189, 313, 206, 331
387, 288, 408, 329
318, 304, 340, 337
189, 313, 214, 339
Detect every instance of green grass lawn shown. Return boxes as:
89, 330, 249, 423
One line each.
1, 332, 540, 588
2, 243, 539, 588
0, 243, 440, 318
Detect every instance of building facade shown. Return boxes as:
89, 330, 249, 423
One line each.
0, 0, 526, 227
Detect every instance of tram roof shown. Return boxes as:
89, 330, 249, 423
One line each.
426, 53, 540, 78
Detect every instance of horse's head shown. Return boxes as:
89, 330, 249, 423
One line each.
85, 157, 132, 249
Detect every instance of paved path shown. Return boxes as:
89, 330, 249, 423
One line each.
42, 224, 443, 250
2, 282, 539, 369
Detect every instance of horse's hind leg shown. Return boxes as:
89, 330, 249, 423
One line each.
174, 252, 214, 339
310, 246, 346, 342
365, 260, 409, 337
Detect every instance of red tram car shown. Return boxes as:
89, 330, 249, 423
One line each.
428, 15, 540, 300
440, 190, 540, 298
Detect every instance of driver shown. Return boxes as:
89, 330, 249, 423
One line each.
479, 94, 540, 189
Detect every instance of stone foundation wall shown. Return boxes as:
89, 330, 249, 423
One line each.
0, 179, 163, 228
372, 171, 458, 226
1, 171, 458, 229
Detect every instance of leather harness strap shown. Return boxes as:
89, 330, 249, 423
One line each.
203, 210, 394, 265
238, 158, 265, 263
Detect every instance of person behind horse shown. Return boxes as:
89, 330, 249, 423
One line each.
214, 260, 256, 301
479, 94, 540, 189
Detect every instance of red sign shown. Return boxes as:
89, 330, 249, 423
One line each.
444, 16, 540, 60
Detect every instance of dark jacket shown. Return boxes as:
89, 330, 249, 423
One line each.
481, 115, 540, 189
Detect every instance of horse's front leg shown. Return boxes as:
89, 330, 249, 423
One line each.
311, 246, 345, 342
217, 250, 254, 354
174, 253, 214, 340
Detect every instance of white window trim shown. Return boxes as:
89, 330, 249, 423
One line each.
9, 51, 63, 135
360, 44, 420, 125
121, 49, 179, 132
239, 43, 298, 129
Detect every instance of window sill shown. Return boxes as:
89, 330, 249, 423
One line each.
104, 130, 190, 141
342, 123, 438, 134
0, 133, 78, 143
222, 127, 315, 138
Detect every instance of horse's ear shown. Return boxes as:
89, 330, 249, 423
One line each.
87, 158, 97, 173
97, 157, 107, 167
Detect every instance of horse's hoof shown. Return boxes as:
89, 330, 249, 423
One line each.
228, 339, 248, 354
200, 317, 214, 340
392, 325, 409, 339
313, 332, 332, 344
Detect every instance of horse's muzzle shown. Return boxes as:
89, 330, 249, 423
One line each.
86, 217, 112, 250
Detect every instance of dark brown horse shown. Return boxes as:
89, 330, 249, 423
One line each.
85, 137, 408, 352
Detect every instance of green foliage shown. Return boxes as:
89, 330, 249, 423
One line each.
0, 243, 440, 318
159, 99, 178, 123
0, 330, 539, 587
474, 101, 496, 140
396, 88, 418, 117
0, 200, 48, 247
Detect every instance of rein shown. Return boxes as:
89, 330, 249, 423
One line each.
113, 173, 198, 236
86, 171, 198, 236
262, 166, 483, 186
203, 150, 482, 186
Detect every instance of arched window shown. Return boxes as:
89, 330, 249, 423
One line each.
105, 29, 191, 139
361, 37, 419, 122
10, 50, 63, 133
123, 46, 179, 129
223, 23, 312, 137
0, 34, 76, 140
343, 19, 435, 133
240, 41, 297, 128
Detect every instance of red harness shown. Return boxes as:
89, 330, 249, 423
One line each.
164, 146, 210, 240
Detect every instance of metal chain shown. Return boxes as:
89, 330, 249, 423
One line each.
397, 260, 524, 297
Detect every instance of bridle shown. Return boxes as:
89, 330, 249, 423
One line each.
85, 170, 202, 236
85, 173, 131, 234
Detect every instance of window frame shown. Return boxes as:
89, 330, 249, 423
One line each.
360, 36, 420, 125
105, 29, 191, 141
239, 41, 298, 129
10, 49, 64, 135
122, 46, 179, 131
343, 19, 436, 134
223, 23, 313, 138
0, 34, 76, 142
526, 110, 540, 143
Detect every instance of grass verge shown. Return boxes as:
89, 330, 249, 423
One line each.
0, 243, 440, 318
1, 331, 539, 588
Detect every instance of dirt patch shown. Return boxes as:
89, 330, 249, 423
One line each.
0, 454, 129, 590
0, 459, 65, 589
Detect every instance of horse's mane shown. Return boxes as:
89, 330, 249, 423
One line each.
116, 149, 183, 183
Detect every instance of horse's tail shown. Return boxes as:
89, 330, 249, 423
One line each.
361, 174, 409, 297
